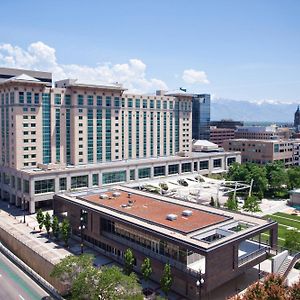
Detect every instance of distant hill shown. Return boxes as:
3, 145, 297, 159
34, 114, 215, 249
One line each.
211, 98, 298, 123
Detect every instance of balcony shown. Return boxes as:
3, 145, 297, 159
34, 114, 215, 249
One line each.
238, 240, 269, 267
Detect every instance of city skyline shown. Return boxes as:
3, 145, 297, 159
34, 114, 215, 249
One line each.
0, 0, 300, 103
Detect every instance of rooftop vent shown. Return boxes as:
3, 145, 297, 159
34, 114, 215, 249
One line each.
99, 193, 108, 199
166, 214, 178, 221
128, 192, 132, 198
112, 191, 121, 197
182, 210, 193, 217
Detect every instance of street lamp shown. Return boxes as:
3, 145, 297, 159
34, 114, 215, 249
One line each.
196, 270, 205, 300
79, 209, 87, 254
22, 197, 26, 224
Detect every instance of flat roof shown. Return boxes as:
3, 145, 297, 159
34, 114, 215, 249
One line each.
83, 191, 229, 234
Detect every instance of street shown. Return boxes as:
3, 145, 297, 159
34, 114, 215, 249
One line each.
0, 251, 50, 300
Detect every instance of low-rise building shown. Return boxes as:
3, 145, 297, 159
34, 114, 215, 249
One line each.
53, 186, 278, 299
223, 139, 294, 166
210, 127, 235, 146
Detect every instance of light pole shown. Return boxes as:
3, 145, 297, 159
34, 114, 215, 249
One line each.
22, 197, 26, 224
79, 209, 87, 254
196, 270, 205, 300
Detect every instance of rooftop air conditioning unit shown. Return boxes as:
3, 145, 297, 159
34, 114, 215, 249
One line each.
112, 191, 121, 197
182, 210, 193, 217
99, 194, 108, 199
166, 214, 178, 221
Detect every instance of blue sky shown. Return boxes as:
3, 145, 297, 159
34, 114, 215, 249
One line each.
0, 0, 300, 102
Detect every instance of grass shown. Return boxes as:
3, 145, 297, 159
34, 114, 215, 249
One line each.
262, 212, 300, 248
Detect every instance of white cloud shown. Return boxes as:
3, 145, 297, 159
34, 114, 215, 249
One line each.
182, 68, 209, 85
0, 41, 168, 93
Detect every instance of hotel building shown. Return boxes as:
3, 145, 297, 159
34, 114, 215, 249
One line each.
54, 186, 278, 299
0, 68, 240, 213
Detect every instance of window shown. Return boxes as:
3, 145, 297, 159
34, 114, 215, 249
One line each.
71, 175, 88, 189
138, 167, 151, 179
59, 178, 67, 191
156, 100, 161, 109
19, 92, 24, 104
30, 107, 35, 112
97, 96, 102, 106
130, 169, 135, 180
154, 166, 165, 177
93, 174, 99, 186
34, 179, 55, 194
65, 95, 71, 106
128, 98, 133, 108
102, 171, 126, 184
150, 100, 154, 108
163, 101, 167, 109
168, 164, 179, 175
26, 92, 32, 104
55, 94, 61, 105
114, 97, 120, 107
227, 157, 236, 166
88, 95, 94, 106
23, 180, 29, 193
135, 99, 140, 108
106, 96, 111, 107
34, 93, 39, 104
213, 159, 222, 168
78, 95, 84, 106
194, 162, 198, 171
181, 163, 192, 173
143, 99, 147, 108
200, 160, 209, 170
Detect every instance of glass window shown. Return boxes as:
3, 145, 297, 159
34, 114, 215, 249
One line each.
181, 163, 192, 173
59, 178, 67, 191
34, 93, 39, 104
26, 92, 32, 104
97, 96, 102, 106
93, 174, 99, 186
71, 175, 88, 189
150, 100, 154, 108
23, 180, 29, 193
135, 99, 140, 108
114, 97, 120, 107
34, 179, 55, 194
154, 166, 165, 177
169, 101, 173, 109
102, 171, 126, 184
78, 95, 84, 106
227, 157, 236, 166
156, 100, 161, 109
143, 99, 147, 109
128, 98, 133, 108
106, 96, 111, 107
213, 159, 222, 168
138, 168, 151, 179
88, 95, 94, 106
65, 95, 71, 106
163, 101, 167, 109
55, 94, 61, 105
168, 164, 179, 175
200, 161, 209, 170
19, 92, 24, 104
130, 169, 135, 180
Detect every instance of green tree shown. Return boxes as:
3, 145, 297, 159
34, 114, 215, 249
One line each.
248, 164, 268, 197
160, 263, 173, 297
61, 218, 71, 247
36, 209, 44, 231
287, 167, 300, 189
284, 229, 300, 251
44, 212, 51, 236
50, 254, 94, 291
224, 194, 239, 211
124, 248, 135, 275
243, 195, 261, 213
51, 215, 60, 239
141, 257, 152, 285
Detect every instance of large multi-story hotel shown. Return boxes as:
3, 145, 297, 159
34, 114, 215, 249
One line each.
0, 68, 240, 213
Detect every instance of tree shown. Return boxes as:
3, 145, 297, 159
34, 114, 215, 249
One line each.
243, 195, 261, 213
51, 255, 143, 300
160, 263, 173, 297
287, 167, 300, 190
284, 229, 300, 251
141, 257, 152, 285
61, 218, 71, 247
224, 194, 239, 211
50, 254, 95, 291
44, 212, 51, 236
289, 281, 300, 300
36, 209, 44, 231
51, 215, 60, 239
124, 248, 135, 275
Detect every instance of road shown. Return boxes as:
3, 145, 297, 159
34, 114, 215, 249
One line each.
0, 251, 50, 300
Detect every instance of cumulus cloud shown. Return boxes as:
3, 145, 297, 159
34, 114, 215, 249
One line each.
182, 68, 209, 84
0, 41, 168, 93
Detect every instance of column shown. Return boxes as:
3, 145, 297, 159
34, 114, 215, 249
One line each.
29, 199, 35, 214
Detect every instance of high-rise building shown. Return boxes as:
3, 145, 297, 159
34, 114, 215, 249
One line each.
294, 106, 300, 132
0, 69, 240, 213
192, 94, 210, 140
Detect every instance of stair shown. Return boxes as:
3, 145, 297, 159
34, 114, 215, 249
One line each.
277, 256, 293, 276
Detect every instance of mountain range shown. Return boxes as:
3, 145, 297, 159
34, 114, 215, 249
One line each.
211, 98, 299, 123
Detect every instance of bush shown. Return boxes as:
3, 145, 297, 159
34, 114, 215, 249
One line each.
159, 183, 169, 191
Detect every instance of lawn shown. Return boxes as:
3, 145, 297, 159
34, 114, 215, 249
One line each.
263, 212, 300, 248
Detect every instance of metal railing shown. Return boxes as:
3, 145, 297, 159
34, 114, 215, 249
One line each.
102, 232, 199, 277
238, 247, 268, 267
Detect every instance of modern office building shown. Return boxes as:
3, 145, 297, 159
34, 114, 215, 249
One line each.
192, 94, 210, 140
210, 127, 235, 147
294, 106, 300, 132
0, 67, 52, 86
223, 139, 295, 166
53, 186, 278, 299
0, 68, 240, 213
210, 119, 243, 129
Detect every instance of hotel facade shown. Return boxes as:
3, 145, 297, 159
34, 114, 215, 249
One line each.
0, 68, 240, 213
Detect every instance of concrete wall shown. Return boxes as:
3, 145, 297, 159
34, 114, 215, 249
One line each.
0, 224, 68, 295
